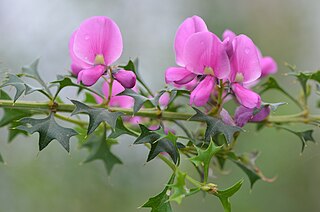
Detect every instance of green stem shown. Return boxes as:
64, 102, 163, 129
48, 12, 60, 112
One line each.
0, 99, 319, 124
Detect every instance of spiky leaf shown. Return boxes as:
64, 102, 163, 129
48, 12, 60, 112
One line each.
82, 127, 122, 175
141, 174, 175, 212
108, 117, 138, 138
190, 108, 242, 143
16, 113, 78, 152
71, 100, 123, 134
134, 125, 179, 163
117, 89, 155, 114
214, 180, 243, 212
228, 151, 274, 188
189, 141, 222, 183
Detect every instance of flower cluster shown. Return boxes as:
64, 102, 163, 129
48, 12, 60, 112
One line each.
165, 16, 277, 126
69, 16, 277, 127
69, 16, 136, 87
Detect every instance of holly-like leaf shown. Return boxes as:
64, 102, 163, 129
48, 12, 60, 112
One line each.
189, 141, 222, 183
147, 132, 179, 163
134, 125, 179, 163
260, 77, 301, 109
280, 127, 316, 152
82, 127, 122, 175
0, 89, 33, 127
190, 108, 242, 143
21, 59, 52, 96
108, 117, 138, 138
117, 89, 155, 114
71, 100, 123, 134
261, 102, 287, 112
168, 171, 188, 204
141, 174, 175, 212
214, 180, 243, 212
1, 74, 26, 102
228, 151, 274, 188
8, 121, 28, 143
16, 113, 78, 152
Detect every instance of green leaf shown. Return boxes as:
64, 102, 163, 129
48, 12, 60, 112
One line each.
189, 141, 222, 183
141, 174, 175, 212
82, 127, 122, 175
84, 92, 97, 104
1, 74, 26, 102
261, 102, 287, 112
8, 121, 28, 143
260, 77, 301, 109
16, 113, 78, 152
228, 151, 274, 188
0, 89, 33, 127
168, 171, 188, 204
117, 89, 155, 114
280, 127, 316, 152
190, 108, 242, 143
134, 125, 179, 163
214, 180, 243, 212
108, 117, 138, 138
71, 100, 123, 135
21, 59, 52, 95
147, 132, 179, 163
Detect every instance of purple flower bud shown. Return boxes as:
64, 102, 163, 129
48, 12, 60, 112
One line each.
113, 69, 136, 88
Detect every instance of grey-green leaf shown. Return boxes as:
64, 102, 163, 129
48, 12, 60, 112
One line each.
190, 108, 242, 143
71, 100, 123, 135
117, 89, 154, 114
82, 129, 122, 175
16, 113, 78, 152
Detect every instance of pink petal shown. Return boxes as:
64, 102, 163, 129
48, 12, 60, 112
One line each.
102, 80, 135, 108
230, 35, 261, 83
77, 65, 106, 86
190, 75, 215, 106
113, 69, 136, 88
222, 29, 236, 57
232, 83, 261, 108
251, 106, 270, 122
261, 56, 277, 77
174, 16, 208, 66
69, 30, 91, 70
165, 67, 196, 85
220, 108, 236, 126
73, 16, 123, 65
222, 29, 236, 41
71, 63, 82, 76
183, 31, 230, 79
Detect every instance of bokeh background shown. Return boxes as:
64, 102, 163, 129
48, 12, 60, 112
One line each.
0, 0, 320, 211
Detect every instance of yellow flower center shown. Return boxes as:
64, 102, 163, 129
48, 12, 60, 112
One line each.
94, 54, 105, 65
204, 67, 214, 76
235, 73, 244, 83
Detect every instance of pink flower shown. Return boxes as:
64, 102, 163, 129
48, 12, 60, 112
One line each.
165, 16, 230, 107
234, 105, 270, 127
69, 16, 136, 87
228, 35, 262, 108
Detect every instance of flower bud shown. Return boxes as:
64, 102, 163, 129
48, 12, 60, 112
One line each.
113, 69, 136, 88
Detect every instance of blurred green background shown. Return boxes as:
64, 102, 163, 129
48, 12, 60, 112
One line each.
0, 0, 319, 211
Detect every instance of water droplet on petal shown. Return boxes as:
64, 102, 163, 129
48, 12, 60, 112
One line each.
244, 48, 250, 54
84, 35, 90, 40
